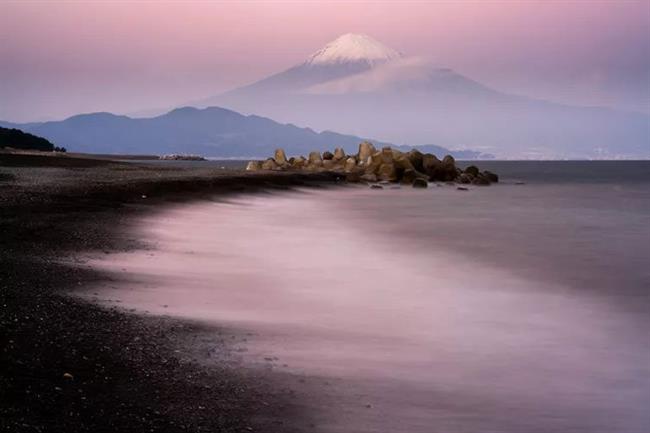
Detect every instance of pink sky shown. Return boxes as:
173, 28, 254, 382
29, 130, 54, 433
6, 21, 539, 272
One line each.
1, 0, 648, 122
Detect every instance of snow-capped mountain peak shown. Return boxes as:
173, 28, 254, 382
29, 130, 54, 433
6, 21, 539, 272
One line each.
304, 33, 402, 66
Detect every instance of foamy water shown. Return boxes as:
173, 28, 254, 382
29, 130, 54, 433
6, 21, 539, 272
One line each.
80, 176, 650, 432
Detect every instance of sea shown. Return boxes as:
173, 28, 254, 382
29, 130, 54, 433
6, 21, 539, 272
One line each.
80, 161, 650, 433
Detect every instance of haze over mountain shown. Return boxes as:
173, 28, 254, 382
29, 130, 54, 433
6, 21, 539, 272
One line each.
202, 33, 649, 159
0, 107, 481, 159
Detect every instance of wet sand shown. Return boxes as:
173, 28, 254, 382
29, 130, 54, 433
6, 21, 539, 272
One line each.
81, 180, 650, 433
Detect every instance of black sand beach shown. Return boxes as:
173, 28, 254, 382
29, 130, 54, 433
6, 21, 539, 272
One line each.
0, 153, 339, 433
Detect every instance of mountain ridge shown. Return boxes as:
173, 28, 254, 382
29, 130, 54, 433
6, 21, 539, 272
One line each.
0, 106, 485, 159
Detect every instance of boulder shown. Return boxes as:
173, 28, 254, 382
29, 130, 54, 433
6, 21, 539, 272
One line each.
393, 154, 417, 179
344, 157, 357, 172
484, 171, 499, 183
358, 141, 376, 163
406, 150, 425, 172
333, 148, 346, 161
421, 154, 458, 181
274, 148, 288, 165
472, 174, 491, 185
379, 147, 394, 164
377, 163, 398, 181
458, 173, 473, 184
390, 148, 406, 160
322, 159, 335, 169
393, 154, 414, 171
464, 165, 479, 177
345, 171, 361, 183
400, 169, 417, 184
370, 184, 383, 190
412, 178, 428, 188
422, 153, 441, 179
322, 151, 334, 160
400, 168, 426, 184
308, 151, 323, 164
261, 158, 278, 170
363, 153, 382, 174
245, 161, 261, 171
440, 155, 458, 181
442, 154, 456, 166
291, 156, 306, 169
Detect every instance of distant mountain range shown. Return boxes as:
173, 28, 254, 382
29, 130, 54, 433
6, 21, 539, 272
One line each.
4, 33, 647, 159
201, 33, 649, 159
0, 106, 483, 159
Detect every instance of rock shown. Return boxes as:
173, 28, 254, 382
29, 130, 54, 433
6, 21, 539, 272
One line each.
63, 372, 74, 380
274, 148, 288, 165
464, 165, 479, 177
422, 153, 441, 179
442, 154, 456, 166
412, 178, 428, 188
377, 163, 397, 181
358, 141, 376, 164
421, 154, 457, 182
291, 156, 306, 169
345, 171, 361, 183
344, 157, 357, 173
457, 186, 469, 191
472, 174, 491, 185
400, 169, 427, 185
308, 151, 323, 164
379, 147, 394, 164
393, 154, 414, 171
322, 159, 335, 169
390, 148, 405, 160
440, 155, 458, 181
370, 184, 383, 189
307, 153, 323, 169
393, 154, 418, 179
484, 170, 499, 183
406, 150, 425, 172
261, 158, 278, 170
400, 169, 417, 185
363, 154, 382, 174
251, 146, 496, 187
360, 173, 378, 183
245, 161, 261, 171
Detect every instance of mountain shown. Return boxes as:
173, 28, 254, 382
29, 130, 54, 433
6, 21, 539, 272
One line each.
0, 106, 482, 159
215, 34, 402, 100
201, 33, 650, 159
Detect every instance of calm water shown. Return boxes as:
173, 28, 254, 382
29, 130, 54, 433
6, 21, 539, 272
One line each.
82, 162, 650, 432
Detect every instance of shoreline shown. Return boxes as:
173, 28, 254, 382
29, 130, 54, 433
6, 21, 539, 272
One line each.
0, 153, 340, 432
